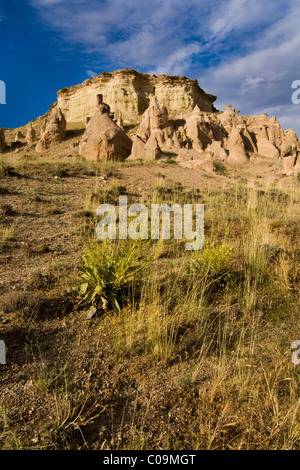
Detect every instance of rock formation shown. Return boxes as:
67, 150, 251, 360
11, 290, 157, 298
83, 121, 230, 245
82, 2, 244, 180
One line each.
25, 124, 36, 146
129, 95, 178, 160
15, 131, 25, 142
113, 109, 124, 130
206, 141, 228, 162
36, 105, 66, 152
126, 93, 299, 173
256, 138, 279, 159
3, 69, 299, 174
239, 126, 257, 153
282, 155, 296, 175
78, 95, 132, 161
226, 128, 249, 165
219, 104, 244, 130
184, 106, 211, 152
184, 106, 226, 152
57, 69, 216, 126
0, 128, 6, 153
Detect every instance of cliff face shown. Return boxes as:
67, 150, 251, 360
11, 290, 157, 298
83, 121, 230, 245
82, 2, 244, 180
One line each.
57, 69, 217, 126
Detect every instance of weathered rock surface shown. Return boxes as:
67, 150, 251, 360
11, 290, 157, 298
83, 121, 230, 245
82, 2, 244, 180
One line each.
184, 106, 213, 151
219, 104, 244, 129
25, 124, 36, 146
282, 155, 296, 175
78, 96, 132, 161
57, 69, 216, 126
226, 128, 249, 165
142, 134, 162, 161
206, 141, 228, 162
256, 138, 280, 159
126, 92, 299, 174
113, 109, 124, 130
36, 105, 66, 152
15, 131, 25, 142
129, 96, 175, 160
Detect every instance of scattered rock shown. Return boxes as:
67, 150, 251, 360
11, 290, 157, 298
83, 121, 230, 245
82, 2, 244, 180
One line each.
85, 305, 97, 320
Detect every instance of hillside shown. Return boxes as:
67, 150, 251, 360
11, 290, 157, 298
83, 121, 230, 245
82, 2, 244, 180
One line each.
0, 70, 299, 450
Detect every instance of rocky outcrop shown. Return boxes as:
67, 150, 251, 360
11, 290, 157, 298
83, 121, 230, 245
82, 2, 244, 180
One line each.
78, 95, 132, 161
15, 131, 25, 142
282, 155, 296, 175
239, 126, 257, 153
184, 106, 212, 152
25, 124, 36, 146
219, 104, 244, 130
36, 105, 66, 152
3, 68, 299, 174
113, 109, 124, 130
0, 128, 6, 153
256, 138, 280, 159
129, 96, 176, 160
142, 134, 162, 161
206, 141, 228, 162
126, 94, 300, 174
279, 141, 298, 175
226, 128, 249, 165
57, 69, 216, 126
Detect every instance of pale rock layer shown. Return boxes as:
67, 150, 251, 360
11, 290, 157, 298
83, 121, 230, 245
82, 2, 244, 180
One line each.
57, 69, 216, 126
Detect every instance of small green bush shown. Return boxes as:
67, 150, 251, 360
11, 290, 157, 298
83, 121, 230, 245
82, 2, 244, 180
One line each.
90, 184, 127, 205
0, 159, 14, 177
213, 161, 229, 176
76, 238, 160, 312
191, 230, 234, 290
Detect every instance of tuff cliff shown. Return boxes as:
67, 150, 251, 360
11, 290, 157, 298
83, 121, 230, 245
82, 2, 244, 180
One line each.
56, 69, 217, 126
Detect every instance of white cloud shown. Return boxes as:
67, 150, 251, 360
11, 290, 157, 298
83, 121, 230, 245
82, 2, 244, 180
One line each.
86, 69, 97, 78
29, 0, 208, 72
154, 43, 203, 76
210, 0, 249, 38
29, 0, 300, 136
208, 0, 285, 41
199, 0, 300, 135
32, 0, 65, 5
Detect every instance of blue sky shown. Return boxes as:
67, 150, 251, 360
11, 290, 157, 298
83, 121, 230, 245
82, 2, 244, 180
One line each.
1, 0, 300, 136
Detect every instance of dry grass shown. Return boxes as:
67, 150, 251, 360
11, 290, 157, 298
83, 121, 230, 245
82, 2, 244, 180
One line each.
0, 152, 299, 450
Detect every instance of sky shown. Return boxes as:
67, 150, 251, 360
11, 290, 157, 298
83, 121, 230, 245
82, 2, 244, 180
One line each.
1, 0, 300, 136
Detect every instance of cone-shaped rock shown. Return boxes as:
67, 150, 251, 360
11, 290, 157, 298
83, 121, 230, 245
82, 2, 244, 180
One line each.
36, 106, 66, 152
79, 101, 132, 161
226, 128, 249, 164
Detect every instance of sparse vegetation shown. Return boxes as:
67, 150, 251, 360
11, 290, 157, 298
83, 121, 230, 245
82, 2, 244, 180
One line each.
0, 154, 299, 450
0, 223, 15, 252
213, 160, 229, 176
0, 158, 15, 177
76, 238, 160, 312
